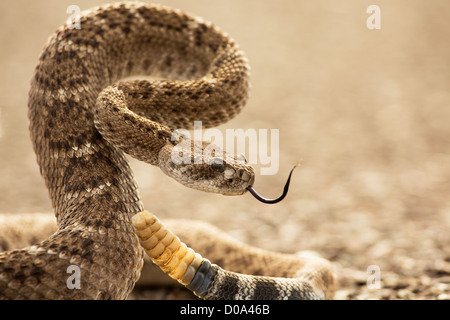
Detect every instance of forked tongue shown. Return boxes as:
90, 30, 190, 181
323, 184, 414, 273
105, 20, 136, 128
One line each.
246, 164, 299, 204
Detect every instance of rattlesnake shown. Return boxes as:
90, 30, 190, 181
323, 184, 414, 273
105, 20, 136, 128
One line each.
0, 2, 334, 299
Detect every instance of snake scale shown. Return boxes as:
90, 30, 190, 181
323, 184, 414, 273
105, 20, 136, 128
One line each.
0, 2, 334, 299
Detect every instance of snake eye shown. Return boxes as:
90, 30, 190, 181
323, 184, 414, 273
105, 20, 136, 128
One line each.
211, 158, 225, 172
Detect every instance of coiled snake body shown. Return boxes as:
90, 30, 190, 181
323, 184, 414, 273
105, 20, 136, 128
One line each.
0, 2, 334, 299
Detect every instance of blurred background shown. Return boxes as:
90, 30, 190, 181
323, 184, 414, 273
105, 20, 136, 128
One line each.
0, 0, 449, 299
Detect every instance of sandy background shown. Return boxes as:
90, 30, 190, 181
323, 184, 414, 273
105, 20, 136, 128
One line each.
0, 0, 449, 299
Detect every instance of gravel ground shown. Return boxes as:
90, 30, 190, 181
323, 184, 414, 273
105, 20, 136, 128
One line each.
0, 0, 449, 300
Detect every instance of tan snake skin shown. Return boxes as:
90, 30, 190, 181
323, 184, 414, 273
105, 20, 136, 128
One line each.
0, 2, 334, 299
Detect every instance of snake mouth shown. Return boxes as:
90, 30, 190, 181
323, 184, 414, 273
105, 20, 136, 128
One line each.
246, 164, 298, 204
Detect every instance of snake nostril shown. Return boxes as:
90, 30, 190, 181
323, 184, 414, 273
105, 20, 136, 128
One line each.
248, 175, 255, 187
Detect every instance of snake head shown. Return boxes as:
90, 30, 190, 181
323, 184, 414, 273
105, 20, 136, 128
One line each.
158, 142, 255, 195
206, 154, 255, 195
